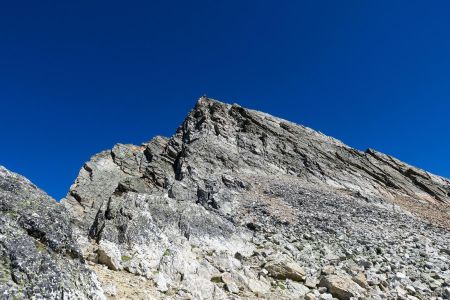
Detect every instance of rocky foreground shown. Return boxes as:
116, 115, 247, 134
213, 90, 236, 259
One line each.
1, 97, 450, 299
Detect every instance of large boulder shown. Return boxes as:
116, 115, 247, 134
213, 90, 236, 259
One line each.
265, 259, 306, 281
319, 275, 366, 300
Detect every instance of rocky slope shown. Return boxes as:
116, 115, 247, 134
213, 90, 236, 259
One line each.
1, 97, 450, 299
0, 166, 104, 299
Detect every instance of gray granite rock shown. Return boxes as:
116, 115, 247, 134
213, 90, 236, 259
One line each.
61, 97, 450, 299
0, 166, 104, 299
2, 97, 450, 299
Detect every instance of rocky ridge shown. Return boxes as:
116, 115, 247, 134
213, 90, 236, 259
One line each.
1, 97, 450, 299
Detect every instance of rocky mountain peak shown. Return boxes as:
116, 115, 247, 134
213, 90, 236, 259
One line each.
173, 97, 450, 209
1, 97, 450, 299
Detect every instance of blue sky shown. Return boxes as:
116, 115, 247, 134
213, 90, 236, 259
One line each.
1, 1, 449, 200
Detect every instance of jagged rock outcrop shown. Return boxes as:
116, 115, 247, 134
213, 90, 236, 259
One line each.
1, 97, 450, 299
61, 97, 450, 299
0, 166, 104, 299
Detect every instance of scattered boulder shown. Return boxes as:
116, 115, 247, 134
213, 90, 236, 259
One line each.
321, 265, 336, 275
305, 293, 317, 300
225, 282, 240, 294
286, 280, 310, 297
352, 272, 369, 289
155, 273, 169, 292
246, 278, 271, 296
305, 276, 318, 288
97, 240, 122, 271
319, 275, 366, 300
265, 260, 306, 281
221, 272, 239, 293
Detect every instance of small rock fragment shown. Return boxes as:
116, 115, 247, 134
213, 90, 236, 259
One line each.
155, 273, 169, 292
225, 282, 239, 294
321, 265, 336, 275
352, 272, 369, 289
97, 240, 122, 271
305, 293, 317, 300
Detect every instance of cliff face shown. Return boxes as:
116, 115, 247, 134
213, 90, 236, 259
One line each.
1, 97, 450, 299
0, 166, 104, 299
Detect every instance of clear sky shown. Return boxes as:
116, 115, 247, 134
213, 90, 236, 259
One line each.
1, 1, 449, 200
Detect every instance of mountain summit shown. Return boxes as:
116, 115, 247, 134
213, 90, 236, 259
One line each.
1, 97, 450, 299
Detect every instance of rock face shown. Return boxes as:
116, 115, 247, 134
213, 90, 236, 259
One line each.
0, 166, 104, 299
2, 97, 450, 299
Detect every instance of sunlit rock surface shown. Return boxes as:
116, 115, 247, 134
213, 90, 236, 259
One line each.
0, 166, 104, 299
2, 97, 450, 299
